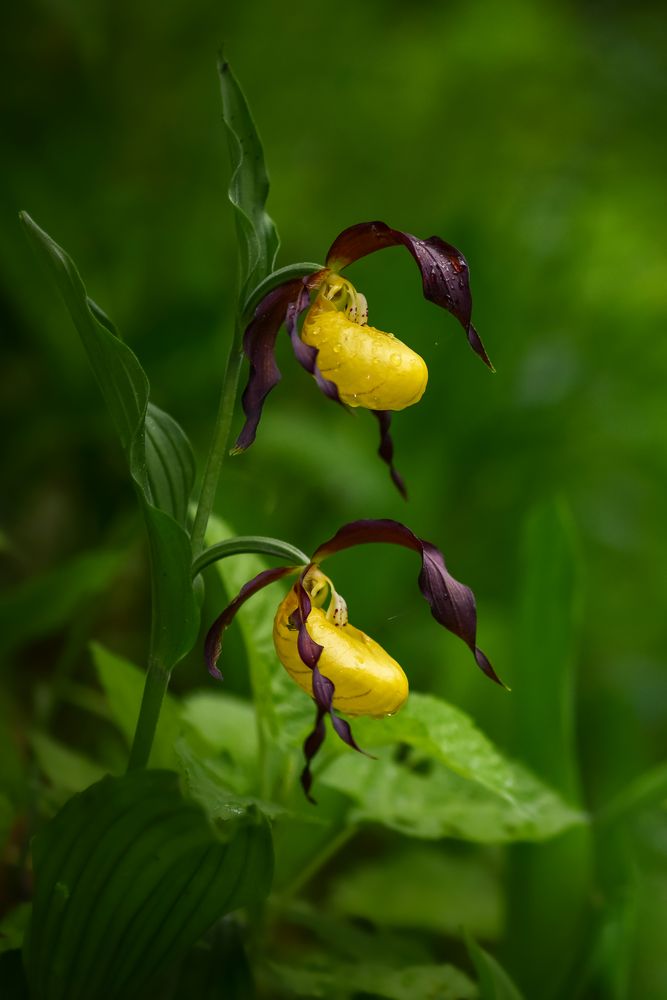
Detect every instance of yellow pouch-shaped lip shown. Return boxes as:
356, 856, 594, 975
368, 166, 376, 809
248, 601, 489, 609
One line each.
273, 575, 408, 719
301, 299, 428, 412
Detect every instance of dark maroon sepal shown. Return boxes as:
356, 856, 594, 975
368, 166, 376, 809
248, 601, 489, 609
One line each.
325, 221, 493, 370
205, 565, 298, 679
372, 410, 407, 499
301, 706, 327, 803
312, 518, 504, 687
232, 280, 303, 454
286, 284, 346, 406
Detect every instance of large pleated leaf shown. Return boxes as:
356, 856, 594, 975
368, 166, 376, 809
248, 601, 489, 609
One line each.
19, 213, 198, 669
23, 769, 273, 1000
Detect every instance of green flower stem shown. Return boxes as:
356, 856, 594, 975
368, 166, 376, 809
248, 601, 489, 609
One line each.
190, 328, 244, 557
279, 825, 358, 901
127, 649, 169, 769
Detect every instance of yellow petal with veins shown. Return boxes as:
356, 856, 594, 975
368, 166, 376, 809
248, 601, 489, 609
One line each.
301, 299, 428, 411
273, 576, 409, 719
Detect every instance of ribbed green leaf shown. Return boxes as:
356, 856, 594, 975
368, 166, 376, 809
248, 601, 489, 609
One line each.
24, 769, 273, 1000
465, 934, 524, 1000
218, 60, 280, 303
19, 213, 198, 668
145, 403, 196, 527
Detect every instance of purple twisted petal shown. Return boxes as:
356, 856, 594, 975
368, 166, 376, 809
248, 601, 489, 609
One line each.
372, 410, 407, 500
232, 279, 303, 453
311, 518, 504, 687
325, 221, 493, 370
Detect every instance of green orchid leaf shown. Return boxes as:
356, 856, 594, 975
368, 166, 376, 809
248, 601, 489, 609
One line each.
24, 769, 273, 1000
19, 213, 199, 668
218, 59, 280, 303
465, 934, 524, 1000
145, 403, 196, 527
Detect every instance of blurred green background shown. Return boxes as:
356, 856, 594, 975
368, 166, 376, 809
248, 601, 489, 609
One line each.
2, 0, 667, 995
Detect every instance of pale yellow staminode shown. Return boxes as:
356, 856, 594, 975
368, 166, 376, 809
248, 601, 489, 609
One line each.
301, 276, 428, 411
273, 567, 408, 718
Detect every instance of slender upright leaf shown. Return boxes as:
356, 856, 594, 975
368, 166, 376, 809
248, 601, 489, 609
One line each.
507, 499, 592, 1000
465, 934, 524, 1000
24, 769, 273, 1000
19, 213, 199, 669
219, 60, 280, 303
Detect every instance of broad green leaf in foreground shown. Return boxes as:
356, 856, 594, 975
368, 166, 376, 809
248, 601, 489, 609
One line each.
219, 59, 280, 305
19, 213, 198, 670
465, 934, 524, 1000
321, 692, 585, 842
24, 769, 273, 1000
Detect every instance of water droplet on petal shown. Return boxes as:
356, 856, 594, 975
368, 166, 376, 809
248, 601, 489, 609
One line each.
390, 353, 402, 367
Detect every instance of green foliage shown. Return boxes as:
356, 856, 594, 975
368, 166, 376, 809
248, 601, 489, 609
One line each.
507, 502, 592, 998
0, 549, 121, 655
465, 934, 524, 1000
19, 213, 198, 671
328, 845, 503, 939
218, 59, 280, 305
322, 693, 584, 841
23, 769, 273, 1000
267, 959, 477, 1000
91, 641, 184, 768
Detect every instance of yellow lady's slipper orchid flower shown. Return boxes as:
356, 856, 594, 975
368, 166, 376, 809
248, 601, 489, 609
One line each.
205, 518, 502, 802
300, 276, 428, 412
273, 566, 408, 718
232, 220, 493, 496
